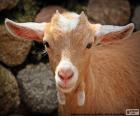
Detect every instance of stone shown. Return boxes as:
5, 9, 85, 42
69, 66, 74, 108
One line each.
16, 0, 39, 22
0, 65, 20, 115
35, 6, 67, 23
0, 25, 32, 66
132, 6, 140, 30
0, 0, 19, 11
87, 0, 130, 25
17, 63, 58, 113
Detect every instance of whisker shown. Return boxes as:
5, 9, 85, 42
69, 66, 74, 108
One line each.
41, 49, 48, 56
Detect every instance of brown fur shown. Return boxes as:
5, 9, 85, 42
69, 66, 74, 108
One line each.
57, 32, 140, 116
43, 14, 140, 115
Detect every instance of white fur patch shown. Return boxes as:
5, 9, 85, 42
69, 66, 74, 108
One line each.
5, 18, 46, 31
5, 18, 46, 39
95, 23, 134, 37
57, 13, 80, 32
77, 90, 85, 106
57, 91, 66, 105
55, 58, 78, 93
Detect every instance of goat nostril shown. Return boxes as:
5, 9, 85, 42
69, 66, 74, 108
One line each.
58, 69, 74, 80
58, 72, 65, 80
68, 72, 73, 79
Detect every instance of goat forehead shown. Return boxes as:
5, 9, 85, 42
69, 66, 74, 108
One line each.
47, 13, 94, 48
53, 13, 80, 32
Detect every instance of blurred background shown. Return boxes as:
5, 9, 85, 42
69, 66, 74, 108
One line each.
0, 0, 140, 116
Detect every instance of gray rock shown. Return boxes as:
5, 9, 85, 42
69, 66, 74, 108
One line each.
0, 25, 32, 66
87, 0, 130, 25
0, 0, 19, 11
16, 0, 39, 22
35, 6, 67, 23
132, 6, 140, 30
17, 63, 58, 113
0, 65, 20, 115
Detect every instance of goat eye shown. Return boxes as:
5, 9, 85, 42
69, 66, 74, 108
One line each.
43, 41, 50, 48
86, 42, 92, 49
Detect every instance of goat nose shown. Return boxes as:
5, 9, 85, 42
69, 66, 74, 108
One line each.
58, 69, 74, 81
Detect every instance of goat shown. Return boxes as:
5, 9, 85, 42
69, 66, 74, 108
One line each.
5, 11, 140, 116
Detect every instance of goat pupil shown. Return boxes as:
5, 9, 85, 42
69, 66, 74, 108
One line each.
86, 43, 92, 49
43, 41, 50, 48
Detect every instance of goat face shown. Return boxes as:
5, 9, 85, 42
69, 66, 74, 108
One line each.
43, 13, 94, 93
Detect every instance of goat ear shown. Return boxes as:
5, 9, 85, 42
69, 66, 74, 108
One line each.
5, 18, 47, 42
94, 23, 134, 44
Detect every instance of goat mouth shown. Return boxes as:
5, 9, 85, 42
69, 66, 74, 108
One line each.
57, 83, 75, 93
58, 84, 71, 89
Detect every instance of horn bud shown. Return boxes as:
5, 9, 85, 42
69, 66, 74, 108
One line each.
79, 11, 88, 24
56, 10, 60, 15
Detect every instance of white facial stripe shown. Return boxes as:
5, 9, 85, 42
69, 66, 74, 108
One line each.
55, 58, 79, 93
57, 13, 80, 32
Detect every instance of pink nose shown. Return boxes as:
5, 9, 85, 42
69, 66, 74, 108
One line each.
58, 68, 74, 81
